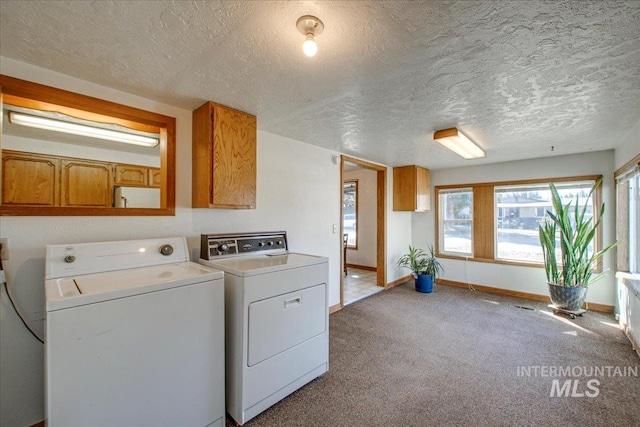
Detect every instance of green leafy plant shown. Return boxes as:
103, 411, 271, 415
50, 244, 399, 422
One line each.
397, 244, 444, 278
538, 178, 616, 287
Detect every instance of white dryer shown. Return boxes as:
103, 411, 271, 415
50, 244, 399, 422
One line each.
44, 236, 225, 427
200, 231, 329, 425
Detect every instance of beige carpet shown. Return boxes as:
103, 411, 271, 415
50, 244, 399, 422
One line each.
228, 283, 640, 426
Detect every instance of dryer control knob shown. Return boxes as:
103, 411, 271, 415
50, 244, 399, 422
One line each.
64, 255, 76, 263
219, 244, 229, 252
160, 245, 174, 256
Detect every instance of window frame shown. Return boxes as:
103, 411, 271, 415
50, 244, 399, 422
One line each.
343, 180, 358, 249
615, 154, 640, 274
435, 175, 603, 269
437, 187, 474, 256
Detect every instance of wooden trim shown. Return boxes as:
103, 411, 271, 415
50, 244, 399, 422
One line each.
386, 274, 413, 289
473, 186, 494, 259
614, 152, 640, 178
340, 155, 387, 290
434, 175, 604, 266
434, 175, 602, 191
30, 422, 44, 427
343, 179, 358, 249
437, 278, 614, 313
0, 75, 175, 216
329, 303, 342, 314
346, 263, 377, 271
377, 167, 387, 287
585, 301, 615, 313
342, 155, 386, 171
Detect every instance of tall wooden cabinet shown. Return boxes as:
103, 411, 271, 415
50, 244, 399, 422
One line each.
393, 165, 430, 211
192, 101, 257, 209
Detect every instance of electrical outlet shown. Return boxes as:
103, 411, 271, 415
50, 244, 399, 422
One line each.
0, 238, 9, 260
332, 224, 337, 234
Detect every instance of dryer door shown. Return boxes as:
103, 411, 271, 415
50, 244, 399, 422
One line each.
247, 283, 326, 366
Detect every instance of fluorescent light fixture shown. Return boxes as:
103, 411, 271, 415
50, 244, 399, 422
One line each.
433, 128, 485, 159
8, 112, 159, 147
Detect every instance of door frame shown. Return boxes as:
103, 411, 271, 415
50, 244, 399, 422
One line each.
340, 155, 387, 309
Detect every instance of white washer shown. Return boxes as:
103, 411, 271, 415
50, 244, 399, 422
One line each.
199, 232, 329, 425
44, 236, 225, 427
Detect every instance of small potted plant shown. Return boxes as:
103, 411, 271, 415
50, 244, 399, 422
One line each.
538, 178, 616, 312
397, 244, 444, 293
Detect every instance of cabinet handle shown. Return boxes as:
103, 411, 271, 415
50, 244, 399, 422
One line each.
284, 297, 301, 309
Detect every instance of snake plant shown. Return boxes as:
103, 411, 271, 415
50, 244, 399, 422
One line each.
397, 244, 444, 279
538, 178, 616, 287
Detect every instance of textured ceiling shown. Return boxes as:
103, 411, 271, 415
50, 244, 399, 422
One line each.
1, 1, 639, 169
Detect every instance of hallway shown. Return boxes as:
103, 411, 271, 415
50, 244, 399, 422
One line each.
344, 267, 383, 305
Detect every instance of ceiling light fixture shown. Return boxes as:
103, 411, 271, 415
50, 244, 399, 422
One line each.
8, 112, 159, 147
433, 128, 485, 159
296, 15, 324, 57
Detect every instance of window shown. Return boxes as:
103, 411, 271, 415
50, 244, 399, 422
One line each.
343, 180, 357, 248
495, 180, 596, 263
435, 175, 602, 267
616, 157, 640, 274
438, 188, 473, 255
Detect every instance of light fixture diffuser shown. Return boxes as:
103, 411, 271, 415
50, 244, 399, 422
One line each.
433, 128, 485, 159
8, 112, 159, 147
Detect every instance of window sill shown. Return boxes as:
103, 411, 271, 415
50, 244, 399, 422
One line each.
436, 253, 544, 269
616, 271, 640, 300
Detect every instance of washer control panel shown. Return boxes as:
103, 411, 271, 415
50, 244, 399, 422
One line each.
201, 232, 288, 260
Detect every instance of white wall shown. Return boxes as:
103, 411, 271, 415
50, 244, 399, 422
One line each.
3, 134, 160, 167
343, 168, 377, 268
412, 150, 617, 306
0, 59, 354, 427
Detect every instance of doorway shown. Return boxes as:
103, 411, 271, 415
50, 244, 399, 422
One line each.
340, 156, 386, 307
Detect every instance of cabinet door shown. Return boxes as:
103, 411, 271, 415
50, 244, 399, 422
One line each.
211, 104, 257, 208
415, 166, 430, 211
61, 160, 112, 207
148, 168, 161, 188
393, 165, 430, 211
192, 102, 257, 209
115, 164, 148, 186
2, 150, 58, 206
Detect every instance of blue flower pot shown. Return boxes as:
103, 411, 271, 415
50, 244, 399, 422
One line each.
415, 274, 434, 293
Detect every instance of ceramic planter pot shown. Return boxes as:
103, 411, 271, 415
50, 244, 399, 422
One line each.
547, 283, 588, 311
415, 274, 434, 293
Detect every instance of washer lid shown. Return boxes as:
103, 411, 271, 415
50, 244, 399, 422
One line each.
45, 261, 223, 312
200, 252, 327, 277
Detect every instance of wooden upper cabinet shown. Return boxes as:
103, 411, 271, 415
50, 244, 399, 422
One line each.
115, 164, 161, 188
61, 159, 112, 207
393, 165, 430, 211
192, 101, 257, 209
2, 149, 160, 208
2, 150, 58, 206
149, 168, 161, 188
115, 164, 148, 186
